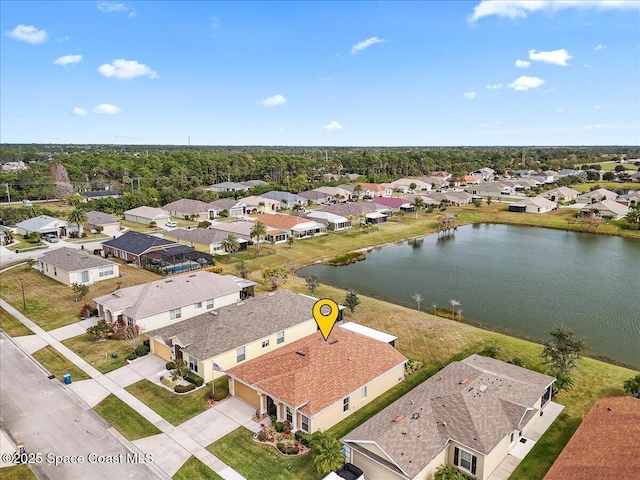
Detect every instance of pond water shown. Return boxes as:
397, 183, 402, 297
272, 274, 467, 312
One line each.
299, 224, 640, 368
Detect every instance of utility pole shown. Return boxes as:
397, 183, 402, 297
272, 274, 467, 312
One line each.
5, 183, 10, 203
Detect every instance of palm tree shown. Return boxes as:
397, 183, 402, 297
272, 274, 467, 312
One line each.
221, 234, 240, 258
413, 197, 424, 219
250, 221, 267, 253
292, 203, 304, 213
434, 464, 467, 480
257, 201, 265, 214
67, 208, 88, 236
311, 432, 345, 474
412, 293, 423, 311
353, 184, 363, 200
279, 199, 288, 211
450, 299, 461, 320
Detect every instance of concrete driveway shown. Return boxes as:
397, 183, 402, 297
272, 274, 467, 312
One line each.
105, 355, 167, 388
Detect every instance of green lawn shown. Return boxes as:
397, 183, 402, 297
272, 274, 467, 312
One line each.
571, 181, 639, 193
94, 394, 162, 441
208, 428, 322, 480
32, 346, 90, 382
62, 334, 131, 373
0, 306, 33, 337
0, 464, 37, 479
125, 379, 212, 426
5, 235, 45, 251
173, 456, 224, 480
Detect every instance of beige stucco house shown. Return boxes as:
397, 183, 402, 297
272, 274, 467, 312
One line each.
164, 228, 248, 255
86, 211, 121, 234
93, 271, 241, 332
540, 187, 580, 203
342, 355, 556, 480
39, 247, 119, 286
123, 206, 171, 226
508, 197, 558, 214
227, 326, 407, 434
148, 290, 321, 383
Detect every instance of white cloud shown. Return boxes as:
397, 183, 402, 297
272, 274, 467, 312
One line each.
98, 59, 158, 79
515, 59, 530, 68
54, 54, 83, 66
595, 43, 606, 50
323, 121, 343, 131
97, 1, 135, 17
5, 25, 48, 44
469, 1, 640, 23
464, 91, 477, 99
72, 107, 87, 116
529, 49, 572, 66
258, 94, 287, 107
351, 37, 385, 54
508, 75, 545, 91
94, 104, 121, 114
486, 83, 503, 90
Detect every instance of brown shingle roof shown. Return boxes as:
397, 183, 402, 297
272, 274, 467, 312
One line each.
257, 213, 309, 230
39, 247, 117, 272
544, 396, 640, 480
228, 327, 407, 416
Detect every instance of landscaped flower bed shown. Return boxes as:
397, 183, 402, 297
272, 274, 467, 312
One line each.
252, 421, 309, 456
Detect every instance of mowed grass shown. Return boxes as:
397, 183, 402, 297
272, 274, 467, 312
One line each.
0, 263, 161, 330
62, 334, 131, 373
0, 306, 33, 337
0, 464, 37, 479
125, 379, 212, 426
173, 456, 224, 480
571, 181, 639, 192
31, 346, 90, 382
94, 394, 162, 441
208, 428, 322, 480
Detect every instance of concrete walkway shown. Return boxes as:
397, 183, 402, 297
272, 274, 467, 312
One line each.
0, 298, 247, 479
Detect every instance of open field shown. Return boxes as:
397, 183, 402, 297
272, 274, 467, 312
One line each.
32, 345, 91, 382
62, 334, 132, 373
173, 456, 223, 480
94, 394, 162, 441
570, 181, 638, 193
576, 161, 639, 171
0, 263, 161, 330
0, 306, 33, 337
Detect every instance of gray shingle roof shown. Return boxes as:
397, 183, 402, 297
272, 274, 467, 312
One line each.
87, 211, 120, 226
148, 290, 317, 359
343, 354, 555, 478
93, 271, 241, 321
209, 199, 244, 211
319, 202, 377, 217
81, 189, 119, 198
16, 215, 67, 232
39, 247, 117, 272
162, 199, 214, 215
102, 231, 176, 256
164, 228, 246, 246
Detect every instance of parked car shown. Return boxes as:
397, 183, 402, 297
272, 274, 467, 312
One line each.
165, 220, 177, 228
323, 463, 363, 480
42, 234, 58, 243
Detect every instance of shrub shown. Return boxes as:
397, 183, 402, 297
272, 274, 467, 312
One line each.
257, 428, 270, 442
274, 421, 286, 433
135, 344, 150, 357
287, 446, 299, 455
166, 361, 176, 370
160, 377, 176, 388
295, 431, 313, 447
185, 372, 204, 387
127, 353, 138, 361
277, 442, 286, 453
208, 265, 224, 274
270, 415, 277, 425
212, 389, 227, 401
174, 384, 196, 393
143, 339, 150, 349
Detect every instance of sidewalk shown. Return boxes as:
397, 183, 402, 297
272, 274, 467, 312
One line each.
0, 298, 247, 480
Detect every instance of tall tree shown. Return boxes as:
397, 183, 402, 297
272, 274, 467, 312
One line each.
412, 293, 423, 311
412, 196, 424, 218
541, 324, 588, 374
250, 221, 267, 252
221, 234, 240, 258
67, 208, 88, 236
306, 275, 320, 294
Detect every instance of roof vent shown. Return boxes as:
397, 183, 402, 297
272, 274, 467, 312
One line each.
164, 280, 173, 283
188, 274, 196, 278
459, 378, 469, 385
393, 415, 405, 423
267, 292, 276, 296
209, 311, 218, 316
296, 350, 306, 356
328, 339, 338, 345
479, 384, 488, 393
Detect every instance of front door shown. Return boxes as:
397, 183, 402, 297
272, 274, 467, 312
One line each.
174, 345, 183, 361
266, 396, 277, 417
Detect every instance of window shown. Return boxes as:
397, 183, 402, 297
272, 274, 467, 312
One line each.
343, 397, 350, 412
301, 415, 309, 432
277, 331, 284, 344
262, 340, 269, 348
54, 267, 57, 276
99, 265, 114, 277
510, 432, 515, 444
195, 302, 202, 308
126, 316, 134, 326
170, 308, 181, 320
286, 406, 293, 423
361, 386, 367, 399
454, 447, 477, 475
236, 346, 245, 363
206, 299, 214, 309
188, 354, 198, 373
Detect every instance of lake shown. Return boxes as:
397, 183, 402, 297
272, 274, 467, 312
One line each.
299, 224, 640, 368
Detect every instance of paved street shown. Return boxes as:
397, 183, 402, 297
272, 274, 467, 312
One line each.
0, 334, 164, 480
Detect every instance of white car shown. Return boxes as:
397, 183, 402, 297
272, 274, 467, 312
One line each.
165, 220, 177, 228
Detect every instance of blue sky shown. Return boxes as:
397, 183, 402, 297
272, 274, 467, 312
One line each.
1, 1, 639, 146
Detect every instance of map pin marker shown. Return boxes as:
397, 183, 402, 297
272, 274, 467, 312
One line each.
313, 299, 340, 341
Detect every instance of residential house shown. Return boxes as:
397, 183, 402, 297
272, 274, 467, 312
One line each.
210, 181, 251, 193
306, 211, 352, 231
319, 202, 386, 224
80, 189, 121, 202
513, 170, 536, 178
462, 175, 481, 185
299, 190, 334, 205
15, 215, 68, 237
360, 183, 392, 198
123, 206, 171, 226
315, 186, 353, 201
425, 191, 472, 206
86, 211, 121, 234
148, 290, 320, 383
38, 247, 119, 286
465, 182, 513, 197
208, 198, 246, 218
576, 188, 618, 204
579, 200, 629, 220
342, 354, 557, 480
373, 197, 415, 213
556, 169, 586, 180
164, 228, 248, 255
544, 396, 640, 480
257, 213, 326, 239
617, 191, 640, 207
101, 230, 179, 265
1, 161, 27, 172
261, 191, 307, 209
419, 176, 450, 190
241, 195, 280, 214
227, 326, 407, 433
530, 171, 557, 184
240, 180, 267, 188
470, 167, 496, 182
161, 199, 216, 221
93, 271, 241, 332
209, 221, 288, 244
340, 322, 397, 347
386, 179, 431, 194
508, 197, 558, 214
540, 187, 580, 203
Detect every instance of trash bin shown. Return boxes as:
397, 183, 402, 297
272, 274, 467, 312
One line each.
63, 373, 71, 385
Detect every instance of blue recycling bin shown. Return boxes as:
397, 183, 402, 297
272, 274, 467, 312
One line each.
63, 373, 71, 385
